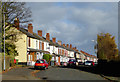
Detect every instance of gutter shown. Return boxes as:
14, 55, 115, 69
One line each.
100, 74, 119, 82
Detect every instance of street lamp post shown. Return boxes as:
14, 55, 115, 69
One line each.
91, 40, 97, 57
3, 11, 6, 71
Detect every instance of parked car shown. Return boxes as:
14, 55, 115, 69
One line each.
34, 59, 49, 70
78, 62, 84, 65
94, 62, 98, 66
61, 62, 67, 66
67, 59, 76, 66
85, 61, 95, 66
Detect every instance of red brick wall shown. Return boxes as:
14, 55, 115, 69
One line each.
52, 38, 56, 43
28, 24, 33, 34
46, 33, 50, 41
38, 30, 42, 37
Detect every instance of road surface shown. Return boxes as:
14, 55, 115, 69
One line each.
2, 66, 109, 81
35, 66, 107, 80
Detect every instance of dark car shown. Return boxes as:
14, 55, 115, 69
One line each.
34, 59, 49, 70
78, 62, 84, 65
85, 61, 95, 66
67, 59, 76, 67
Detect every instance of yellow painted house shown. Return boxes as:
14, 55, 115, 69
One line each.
14, 29, 27, 63
10, 18, 50, 65
5, 24, 27, 63
6, 18, 38, 65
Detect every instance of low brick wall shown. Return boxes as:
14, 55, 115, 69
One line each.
2, 56, 15, 71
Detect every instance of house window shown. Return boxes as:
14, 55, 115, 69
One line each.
62, 49, 64, 55
39, 41, 40, 50
36, 40, 38, 49
31, 55, 32, 61
28, 55, 31, 61
59, 49, 61, 55
39, 42, 42, 50
36, 53, 39, 60
46, 43, 47, 50
58, 49, 59, 54
65, 51, 66, 56
29, 37, 30, 47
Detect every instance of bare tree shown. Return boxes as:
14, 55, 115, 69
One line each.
0, 1, 32, 56
1, 1, 32, 27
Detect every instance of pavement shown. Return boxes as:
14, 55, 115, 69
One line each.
2, 66, 39, 80
101, 75, 120, 82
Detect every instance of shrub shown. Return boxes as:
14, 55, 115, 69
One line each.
43, 54, 52, 63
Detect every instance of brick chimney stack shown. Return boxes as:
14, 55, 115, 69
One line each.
46, 33, 50, 41
52, 37, 56, 43
75, 47, 77, 50
28, 24, 33, 34
66, 44, 69, 48
58, 40, 62, 46
14, 17, 19, 30
63, 44, 65, 47
38, 30, 42, 37
70, 44, 72, 49
73, 47, 75, 50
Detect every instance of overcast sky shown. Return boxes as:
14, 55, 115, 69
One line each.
25, 2, 118, 56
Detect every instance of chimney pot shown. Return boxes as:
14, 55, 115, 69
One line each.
75, 47, 77, 50
66, 44, 69, 48
38, 30, 42, 37
28, 23, 33, 34
70, 44, 72, 49
46, 33, 50, 41
63, 44, 65, 47
58, 40, 62, 46
14, 17, 19, 30
52, 38, 56, 43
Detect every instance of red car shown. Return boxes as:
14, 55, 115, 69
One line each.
67, 59, 76, 67
34, 59, 49, 70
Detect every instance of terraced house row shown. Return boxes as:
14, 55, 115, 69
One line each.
10, 18, 98, 66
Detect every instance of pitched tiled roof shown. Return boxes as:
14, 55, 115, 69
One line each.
33, 33, 46, 41
80, 50, 97, 58
18, 26, 76, 52
90, 55, 97, 58
19, 27, 37, 39
19, 27, 49, 42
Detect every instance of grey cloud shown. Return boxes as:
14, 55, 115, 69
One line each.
26, 2, 118, 55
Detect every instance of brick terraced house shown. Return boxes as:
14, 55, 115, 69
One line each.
10, 18, 98, 66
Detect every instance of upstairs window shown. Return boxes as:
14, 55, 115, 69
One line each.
29, 37, 30, 47
39, 41, 42, 50
36, 40, 38, 49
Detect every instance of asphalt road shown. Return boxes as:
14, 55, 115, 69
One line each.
2, 66, 109, 81
35, 66, 108, 80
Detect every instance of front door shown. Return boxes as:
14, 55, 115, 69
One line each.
58, 56, 60, 65
27, 52, 35, 61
